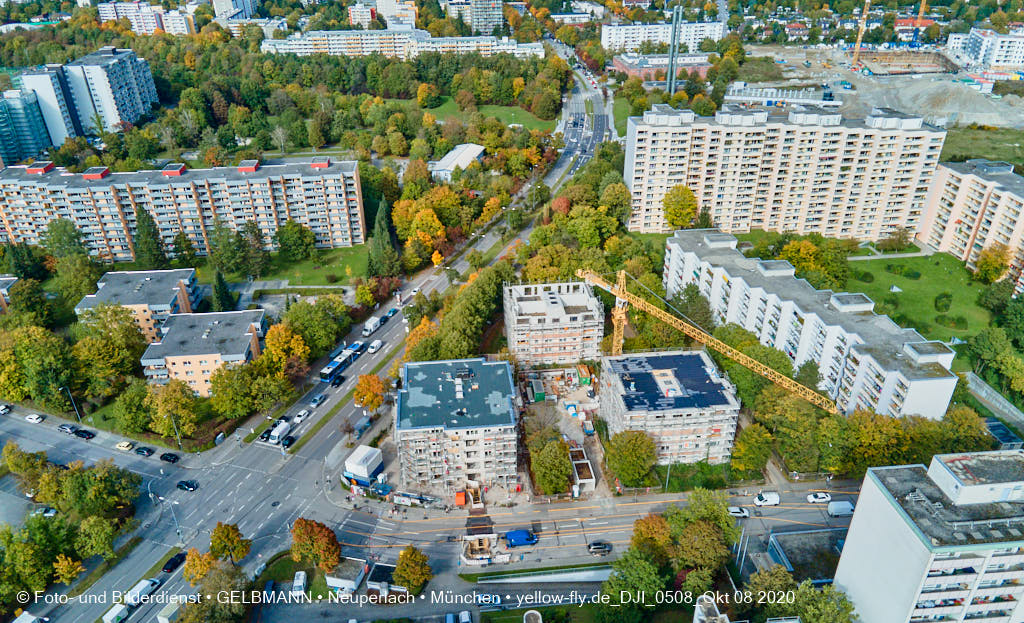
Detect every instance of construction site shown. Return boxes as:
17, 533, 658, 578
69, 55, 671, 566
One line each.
855, 50, 959, 76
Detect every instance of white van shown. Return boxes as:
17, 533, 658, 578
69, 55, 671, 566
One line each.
753, 491, 781, 507
827, 501, 855, 517
291, 570, 307, 598
367, 339, 383, 354
102, 605, 129, 623
124, 577, 160, 605
268, 421, 291, 444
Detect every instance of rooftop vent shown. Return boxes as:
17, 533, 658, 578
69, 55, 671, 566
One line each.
238, 159, 260, 173
82, 166, 110, 180
310, 156, 331, 169
162, 163, 186, 177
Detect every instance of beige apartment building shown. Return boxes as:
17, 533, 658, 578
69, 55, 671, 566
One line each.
503, 281, 604, 367
395, 358, 518, 492
75, 269, 200, 342
624, 104, 946, 240
140, 310, 266, 396
920, 159, 1024, 293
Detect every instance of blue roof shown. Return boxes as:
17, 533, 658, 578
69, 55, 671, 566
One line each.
397, 358, 516, 430
608, 352, 731, 412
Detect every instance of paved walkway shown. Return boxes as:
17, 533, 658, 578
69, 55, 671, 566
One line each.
966, 371, 1024, 432
847, 244, 937, 261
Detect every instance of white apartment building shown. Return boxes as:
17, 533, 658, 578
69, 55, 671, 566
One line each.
600, 21, 726, 53
571, 0, 605, 19
444, 0, 471, 22
625, 104, 946, 240
63, 46, 158, 133
348, 2, 373, 27
920, 159, 1024, 294
550, 13, 591, 24
376, 0, 417, 26
98, 2, 162, 33
161, 10, 195, 34
960, 27, 1024, 71
599, 350, 740, 465
663, 230, 958, 419
212, 0, 255, 18
503, 281, 604, 366
395, 358, 518, 491
469, 0, 502, 34
18, 64, 81, 146
0, 158, 365, 261
260, 29, 544, 59
834, 450, 1024, 623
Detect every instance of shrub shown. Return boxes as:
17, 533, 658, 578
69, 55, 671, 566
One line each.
934, 292, 953, 313
886, 263, 906, 276
904, 270, 922, 280
935, 314, 969, 330
853, 270, 874, 283
325, 273, 338, 283
883, 294, 900, 309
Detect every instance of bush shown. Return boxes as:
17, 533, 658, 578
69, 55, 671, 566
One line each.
934, 292, 953, 313
852, 270, 875, 283
935, 314, 968, 330
904, 270, 921, 280
325, 273, 338, 283
886, 263, 905, 276
883, 294, 900, 310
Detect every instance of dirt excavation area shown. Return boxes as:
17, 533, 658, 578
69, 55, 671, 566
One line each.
742, 44, 1024, 128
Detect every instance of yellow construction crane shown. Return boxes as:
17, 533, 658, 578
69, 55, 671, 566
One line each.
577, 268, 839, 415
851, 0, 872, 68
913, 0, 928, 44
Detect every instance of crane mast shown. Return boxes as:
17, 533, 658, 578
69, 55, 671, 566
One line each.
852, 0, 872, 67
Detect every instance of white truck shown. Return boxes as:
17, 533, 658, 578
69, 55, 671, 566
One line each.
102, 604, 129, 623
157, 601, 181, 623
268, 421, 291, 445
124, 578, 160, 606
827, 501, 855, 517
361, 316, 381, 337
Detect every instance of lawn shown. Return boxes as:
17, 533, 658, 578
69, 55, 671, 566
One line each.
942, 126, 1024, 168
392, 96, 557, 132
844, 254, 992, 341
195, 245, 368, 286
255, 551, 331, 600
481, 605, 600, 623
737, 56, 784, 82
613, 96, 631, 137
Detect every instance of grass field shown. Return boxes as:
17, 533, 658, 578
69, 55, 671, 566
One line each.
942, 126, 1024, 168
397, 96, 556, 132
255, 551, 331, 600
195, 245, 368, 286
613, 96, 631, 137
844, 254, 991, 341
737, 57, 784, 82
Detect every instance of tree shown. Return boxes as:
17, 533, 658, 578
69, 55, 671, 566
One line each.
599, 547, 665, 623
790, 580, 857, 622
41, 218, 87, 258
669, 519, 731, 571
354, 374, 388, 412
73, 303, 147, 399
53, 253, 100, 307
967, 327, 1013, 374
281, 295, 351, 358
876, 226, 913, 252
600, 182, 632, 224
240, 220, 270, 278
290, 518, 341, 572
145, 379, 199, 439
182, 548, 217, 586
210, 365, 255, 419
533, 439, 571, 495
671, 283, 715, 332
53, 553, 85, 584
262, 324, 310, 375
606, 430, 657, 486
974, 243, 1009, 284
392, 545, 432, 595
663, 184, 698, 228
212, 271, 234, 312
368, 198, 401, 278
179, 562, 249, 623
110, 379, 151, 434
731, 423, 773, 474
742, 565, 799, 618
7, 278, 52, 327
133, 206, 169, 269
208, 220, 243, 274
356, 284, 375, 307
172, 232, 199, 268
275, 220, 317, 262
467, 249, 486, 271
631, 513, 673, 568
76, 516, 117, 561
795, 361, 822, 389
209, 522, 251, 564
271, 125, 289, 153
416, 82, 441, 108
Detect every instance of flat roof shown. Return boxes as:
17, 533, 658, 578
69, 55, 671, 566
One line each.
66, 46, 138, 67
367, 563, 396, 584
768, 527, 846, 583
505, 281, 602, 319
668, 230, 955, 381
0, 274, 17, 291
635, 102, 944, 133
936, 451, 1024, 487
75, 269, 194, 311
141, 310, 264, 362
432, 143, 485, 173
942, 159, 1024, 199
327, 557, 367, 580
397, 358, 516, 431
604, 350, 738, 412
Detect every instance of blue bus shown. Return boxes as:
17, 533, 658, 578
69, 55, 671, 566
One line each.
319, 351, 355, 383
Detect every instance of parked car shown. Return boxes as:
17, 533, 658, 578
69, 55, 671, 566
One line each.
135, 446, 154, 457
331, 374, 346, 387
259, 429, 273, 442
160, 453, 180, 464
807, 492, 832, 504
176, 480, 198, 491
281, 435, 296, 449
31, 506, 57, 518
310, 394, 326, 408
587, 541, 613, 556
0, 403, 11, 414
728, 507, 750, 519
386, 307, 399, 318
74, 429, 96, 440
115, 441, 134, 452
294, 409, 310, 424
58, 423, 78, 435
24, 414, 44, 424
410, 287, 420, 298
162, 551, 187, 573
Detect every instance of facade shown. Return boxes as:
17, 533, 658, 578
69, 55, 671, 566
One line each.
503, 281, 603, 366
469, 0, 502, 34
920, 160, 1024, 293
0, 158, 365, 262
624, 104, 946, 239
61, 46, 158, 133
0, 275, 18, 313
571, 0, 604, 18
0, 90, 52, 164
600, 21, 726, 53
960, 27, 1024, 70
376, 0, 417, 26
140, 310, 266, 396
161, 10, 196, 34
611, 53, 712, 79
212, 0, 255, 18
395, 358, 518, 491
663, 230, 958, 419
74, 269, 201, 342
599, 350, 740, 465
348, 2, 374, 27
894, 17, 935, 41
260, 28, 544, 59
550, 13, 591, 24
430, 143, 485, 182
18, 65, 81, 146
98, 2, 163, 33
834, 450, 1024, 623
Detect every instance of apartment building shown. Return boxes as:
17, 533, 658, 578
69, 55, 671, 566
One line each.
18, 64, 81, 146
260, 28, 544, 59
161, 10, 195, 34
959, 27, 1024, 71
920, 160, 1024, 293
550, 13, 591, 24
663, 230, 958, 419
0, 90, 51, 164
212, 0, 255, 18
625, 104, 946, 239
74, 269, 201, 342
834, 450, 1024, 623
0, 158, 365, 262
0, 275, 18, 313
140, 310, 266, 396
376, 0, 417, 26
503, 281, 603, 367
395, 358, 518, 491
348, 2, 374, 27
599, 350, 740, 465
600, 21, 726, 53
469, 0, 502, 34
98, 2, 163, 33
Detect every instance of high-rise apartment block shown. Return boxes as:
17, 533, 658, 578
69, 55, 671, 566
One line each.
624, 104, 946, 239
958, 27, 1024, 70
261, 29, 544, 59
97, 3, 195, 35
348, 2, 374, 27
0, 275, 18, 313
0, 158, 365, 261
212, 0, 255, 18
74, 269, 201, 342
834, 450, 1024, 623
63, 46, 158, 133
376, 0, 417, 26
0, 90, 52, 164
663, 230, 958, 419
599, 350, 740, 465
503, 281, 603, 367
141, 310, 266, 396
469, 0, 502, 34
920, 159, 1024, 294
600, 21, 726, 53
395, 358, 518, 491
18, 64, 82, 146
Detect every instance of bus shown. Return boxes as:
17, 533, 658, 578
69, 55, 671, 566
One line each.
319, 351, 355, 383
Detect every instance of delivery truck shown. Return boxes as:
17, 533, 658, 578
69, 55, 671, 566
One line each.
102, 605, 129, 623
504, 530, 538, 547
361, 316, 381, 337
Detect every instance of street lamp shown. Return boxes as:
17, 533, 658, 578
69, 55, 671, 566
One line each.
159, 497, 183, 542
59, 386, 82, 423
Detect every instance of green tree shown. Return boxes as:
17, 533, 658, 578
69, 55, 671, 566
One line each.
392, 545, 433, 595
281, 295, 351, 358
11, 325, 74, 410
208, 220, 242, 274
76, 515, 117, 561
209, 522, 251, 564
213, 271, 234, 312
974, 243, 1009, 284
112, 378, 151, 434
53, 254, 102, 307
209, 364, 255, 419
179, 561, 249, 622
53, 553, 85, 584
967, 327, 1013, 374
144, 379, 199, 439
533, 439, 571, 495
41, 218, 87, 258
274, 220, 317, 262
663, 184, 697, 228
599, 182, 632, 224
467, 249, 486, 271
172, 232, 200, 268
671, 283, 715, 332
795, 361, 822, 389
368, 198, 401, 278
606, 430, 657, 486
731, 423, 773, 475
742, 565, 799, 618
240, 220, 270, 278
72, 303, 147, 399
598, 547, 665, 623
6, 278, 53, 327
132, 206, 169, 269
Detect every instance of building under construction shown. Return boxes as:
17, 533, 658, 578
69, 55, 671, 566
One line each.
856, 50, 959, 75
